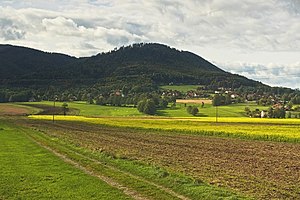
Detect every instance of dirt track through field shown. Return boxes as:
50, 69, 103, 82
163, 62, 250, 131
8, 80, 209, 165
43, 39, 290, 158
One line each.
24, 119, 300, 199
25, 132, 149, 200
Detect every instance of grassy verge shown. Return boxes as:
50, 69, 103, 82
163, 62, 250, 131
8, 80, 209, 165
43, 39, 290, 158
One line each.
0, 120, 132, 200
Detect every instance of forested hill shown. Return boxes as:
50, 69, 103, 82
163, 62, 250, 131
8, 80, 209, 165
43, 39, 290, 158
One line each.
0, 43, 263, 89
0, 44, 76, 80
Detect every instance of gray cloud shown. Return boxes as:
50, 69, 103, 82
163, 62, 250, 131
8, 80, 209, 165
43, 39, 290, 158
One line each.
0, 0, 299, 87
0, 18, 26, 40
278, 0, 300, 15
218, 62, 300, 88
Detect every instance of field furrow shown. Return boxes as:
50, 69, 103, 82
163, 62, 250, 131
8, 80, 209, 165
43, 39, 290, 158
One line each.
20, 118, 300, 199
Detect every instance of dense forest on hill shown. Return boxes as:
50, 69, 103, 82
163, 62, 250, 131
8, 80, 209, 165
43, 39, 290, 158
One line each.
0, 43, 296, 103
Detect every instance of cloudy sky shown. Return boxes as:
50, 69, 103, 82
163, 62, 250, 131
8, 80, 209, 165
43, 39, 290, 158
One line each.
0, 0, 299, 88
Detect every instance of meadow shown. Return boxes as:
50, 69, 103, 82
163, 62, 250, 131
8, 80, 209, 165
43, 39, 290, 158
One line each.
21, 100, 270, 118
160, 85, 203, 92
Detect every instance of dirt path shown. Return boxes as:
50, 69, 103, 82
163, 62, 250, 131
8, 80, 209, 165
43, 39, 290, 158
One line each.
69, 148, 190, 200
22, 132, 147, 200
23, 126, 189, 200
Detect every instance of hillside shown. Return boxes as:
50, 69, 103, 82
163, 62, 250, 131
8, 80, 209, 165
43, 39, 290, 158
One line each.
0, 43, 263, 89
0, 45, 76, 82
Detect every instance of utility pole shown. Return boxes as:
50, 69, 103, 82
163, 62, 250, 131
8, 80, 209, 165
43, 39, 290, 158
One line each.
53, 96, 57, 123
216, 105, 218, 123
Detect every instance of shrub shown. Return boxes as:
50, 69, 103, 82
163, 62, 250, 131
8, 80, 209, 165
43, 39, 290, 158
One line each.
187, 106, 199, 116
137, 99, 156, 115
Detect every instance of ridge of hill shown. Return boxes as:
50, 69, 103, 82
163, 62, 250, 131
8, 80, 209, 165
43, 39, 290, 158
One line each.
0, 43, 263, 89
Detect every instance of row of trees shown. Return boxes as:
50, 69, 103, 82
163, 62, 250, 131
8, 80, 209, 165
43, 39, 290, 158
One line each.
212, 94, 232, 106
245, 107, 286, 118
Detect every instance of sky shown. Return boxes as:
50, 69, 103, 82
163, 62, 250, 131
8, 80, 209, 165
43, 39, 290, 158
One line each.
0, 0, 299, 88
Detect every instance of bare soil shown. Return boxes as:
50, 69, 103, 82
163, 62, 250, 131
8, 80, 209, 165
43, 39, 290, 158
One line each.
0, 105, 29, 116
176, 99, 212, 104
22, 119, 300, 199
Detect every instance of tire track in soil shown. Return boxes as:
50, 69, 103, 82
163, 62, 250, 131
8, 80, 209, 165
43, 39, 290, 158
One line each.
25, 133, 149, 200
40, 120, 300, 199
24, 128, 190, 200
62, 146, 190, 200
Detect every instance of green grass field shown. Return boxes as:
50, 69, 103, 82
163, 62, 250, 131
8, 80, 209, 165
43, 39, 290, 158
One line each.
21, 100, 271, 118
160, 85, 203, 92
0, 120, 132, 200
22, 101, 143, 117
160, 102, 269, 117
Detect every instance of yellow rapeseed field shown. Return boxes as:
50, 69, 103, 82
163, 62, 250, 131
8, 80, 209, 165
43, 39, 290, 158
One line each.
29, 115, 300, 142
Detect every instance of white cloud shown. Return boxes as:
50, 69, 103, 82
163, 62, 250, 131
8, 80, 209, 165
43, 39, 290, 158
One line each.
0, 0, 299, 87
218, 61, 300, 89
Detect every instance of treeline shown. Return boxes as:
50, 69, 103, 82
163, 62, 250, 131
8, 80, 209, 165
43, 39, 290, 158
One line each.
245, 105, 300, 119
212, 94, 244, 106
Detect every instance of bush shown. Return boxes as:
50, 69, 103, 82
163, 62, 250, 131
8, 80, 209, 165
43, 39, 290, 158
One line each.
144, 99, 156, 115
187, 106, 199, 116
137, 100, 146, 112
187, 106, 193, 114
137, 99, 156, 115
159, 99, 168, 109
191, 107, 199, 116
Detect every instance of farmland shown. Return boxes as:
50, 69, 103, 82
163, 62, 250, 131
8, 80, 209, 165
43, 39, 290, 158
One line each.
1, 102, 300, 199
22, 100, 270, 118
17, 117, 300, 199
160, 85, 203, 93
30, 115, 300, 143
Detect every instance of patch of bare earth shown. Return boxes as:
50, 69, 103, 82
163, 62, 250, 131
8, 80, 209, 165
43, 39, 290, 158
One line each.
0, 105, 29, 116
176, 99, 212, 104
23, 120, 300, 199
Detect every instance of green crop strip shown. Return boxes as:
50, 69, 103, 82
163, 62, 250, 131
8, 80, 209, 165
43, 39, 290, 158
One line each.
0, 120, 132, 200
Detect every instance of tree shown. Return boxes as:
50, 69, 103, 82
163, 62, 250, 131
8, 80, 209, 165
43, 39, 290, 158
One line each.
225, 94, 232, 105
96, 96, 106, 105
143, 99, 156, 115
187, 106, 193, 114
267, 107, 274, 118
187, 106, 199, 116
287, 111, 292, 118
212, 94, 223, 106
191, 107, 199, 116
137, 99, 156, 115
273, 107, 286, 118
62, 102, 68, 116
159, 99, 168, 109
244, 107, 251, 116
137, 99, 146, 112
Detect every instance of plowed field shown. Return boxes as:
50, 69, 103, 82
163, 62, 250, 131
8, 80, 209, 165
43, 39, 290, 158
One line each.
22, 119, 300, 199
